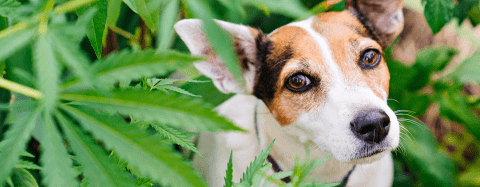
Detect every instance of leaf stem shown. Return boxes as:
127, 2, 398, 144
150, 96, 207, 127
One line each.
0, 78, 42, 99
108, 26, 134, 40
54, 0, 99, 14
0, 21, 29, 40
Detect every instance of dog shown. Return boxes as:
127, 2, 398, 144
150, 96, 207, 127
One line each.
174, 0, 404, 186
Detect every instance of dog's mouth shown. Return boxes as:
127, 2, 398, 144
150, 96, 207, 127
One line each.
360, 149, 384, 158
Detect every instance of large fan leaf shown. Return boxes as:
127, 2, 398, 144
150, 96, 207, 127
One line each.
61, 49, 202, 91
0, 0, 21, 17
0, 27, 35, 62
51, 31, 95, 90
40, 112, 79, 187
0, 105, 41, 184
59, 104, 208, 187
60, 89, 243, 132
55, 111, 136, 187
33, 33, 59, 113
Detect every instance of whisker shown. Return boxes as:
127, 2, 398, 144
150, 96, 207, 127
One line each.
387, 98, 400, 103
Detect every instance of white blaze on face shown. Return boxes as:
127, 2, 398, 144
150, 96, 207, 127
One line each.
283, 17, 400, 162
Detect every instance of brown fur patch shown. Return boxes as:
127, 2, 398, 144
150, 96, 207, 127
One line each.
312, 12, 390, 99
262, 26, 330, 126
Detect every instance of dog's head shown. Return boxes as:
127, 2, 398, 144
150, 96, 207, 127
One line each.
175, 0, 404, 163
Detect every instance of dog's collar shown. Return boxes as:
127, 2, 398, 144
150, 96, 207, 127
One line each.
254, 101, 356, 185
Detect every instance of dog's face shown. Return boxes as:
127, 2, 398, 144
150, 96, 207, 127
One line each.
175, 0, 404, 162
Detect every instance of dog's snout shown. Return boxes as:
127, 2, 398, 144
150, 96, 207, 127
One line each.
350, 109, 390, 144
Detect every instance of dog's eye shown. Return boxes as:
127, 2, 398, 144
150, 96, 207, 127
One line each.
286, 74, 311, 92
360, 49, 381, 68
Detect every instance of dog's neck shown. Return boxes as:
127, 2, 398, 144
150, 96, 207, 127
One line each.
253, 96, 356, 182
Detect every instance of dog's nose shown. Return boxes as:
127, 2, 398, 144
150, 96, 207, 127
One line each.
350, 109, 390, 144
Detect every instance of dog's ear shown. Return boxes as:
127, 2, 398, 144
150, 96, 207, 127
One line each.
345, 0, 404, 49
174, 19, 268, 94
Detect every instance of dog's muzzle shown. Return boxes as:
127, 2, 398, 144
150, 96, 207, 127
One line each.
350, 109, 390, 144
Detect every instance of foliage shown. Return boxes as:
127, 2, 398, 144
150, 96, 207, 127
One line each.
224, 140, 338, 187
387, 4, 480, 185
0, 0, 478, 187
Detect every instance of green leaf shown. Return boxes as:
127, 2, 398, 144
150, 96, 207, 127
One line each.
181, 75, 234, 106
157, 0, 179, 51
218, 0, 244, 23
156, 85, 200, 97
61, 90, 244, 132
450, 50, 480, 84
298, 182, 339, 187
51, 31, 95, 90
10, 168, 38, 187
407, 47, 457, 91
133, 0, 161, 32
262, 171, 292, 187
77, 0, 108, 59
453, 0, 478, 24
40, 112, 79, 187
399, 120, 456, 187
242, 0, 311, 19
134, 178, 155, 187
439, 89, 480, 140
5, 176, 13, 187
122, 0, 137, 13
68, 7, 98, 44
61, 49, 201, 91
55, 111, 136, 187
0, 106, 41, 184
59, 105, 208, 187
34, 33, 59, 113
224, 150, 233, 187
15, 160, 41, 170
422, 0, 454, 34
147, 78, 208, 88
291, 158, 327, 186
240, 140, 275, 185
148, 122, 202, 157
104, 0, 122, 42
252, 163, 272, 187
0, 27, 35, 62
0, 0, 21, 17
183, 0, 245, 91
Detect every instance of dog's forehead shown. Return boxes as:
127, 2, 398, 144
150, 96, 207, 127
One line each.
266, 11, 389, 98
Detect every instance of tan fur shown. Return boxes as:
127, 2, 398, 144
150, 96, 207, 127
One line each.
313, 12, 390, 98
267, 26, 329, 126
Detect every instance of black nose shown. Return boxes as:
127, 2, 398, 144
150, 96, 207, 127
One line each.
350, 109, 390, 144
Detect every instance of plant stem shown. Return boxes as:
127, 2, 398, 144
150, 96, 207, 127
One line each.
0, 78, 42, 99
54, 0, 99, 14
108, 26, 134, 40
0, 21, 29, 40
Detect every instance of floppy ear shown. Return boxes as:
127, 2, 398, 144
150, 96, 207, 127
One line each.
345, 0, 404, 49
174, 19, 268, 94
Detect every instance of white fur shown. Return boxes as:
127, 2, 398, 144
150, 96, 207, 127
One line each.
177, 16, 400, 187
